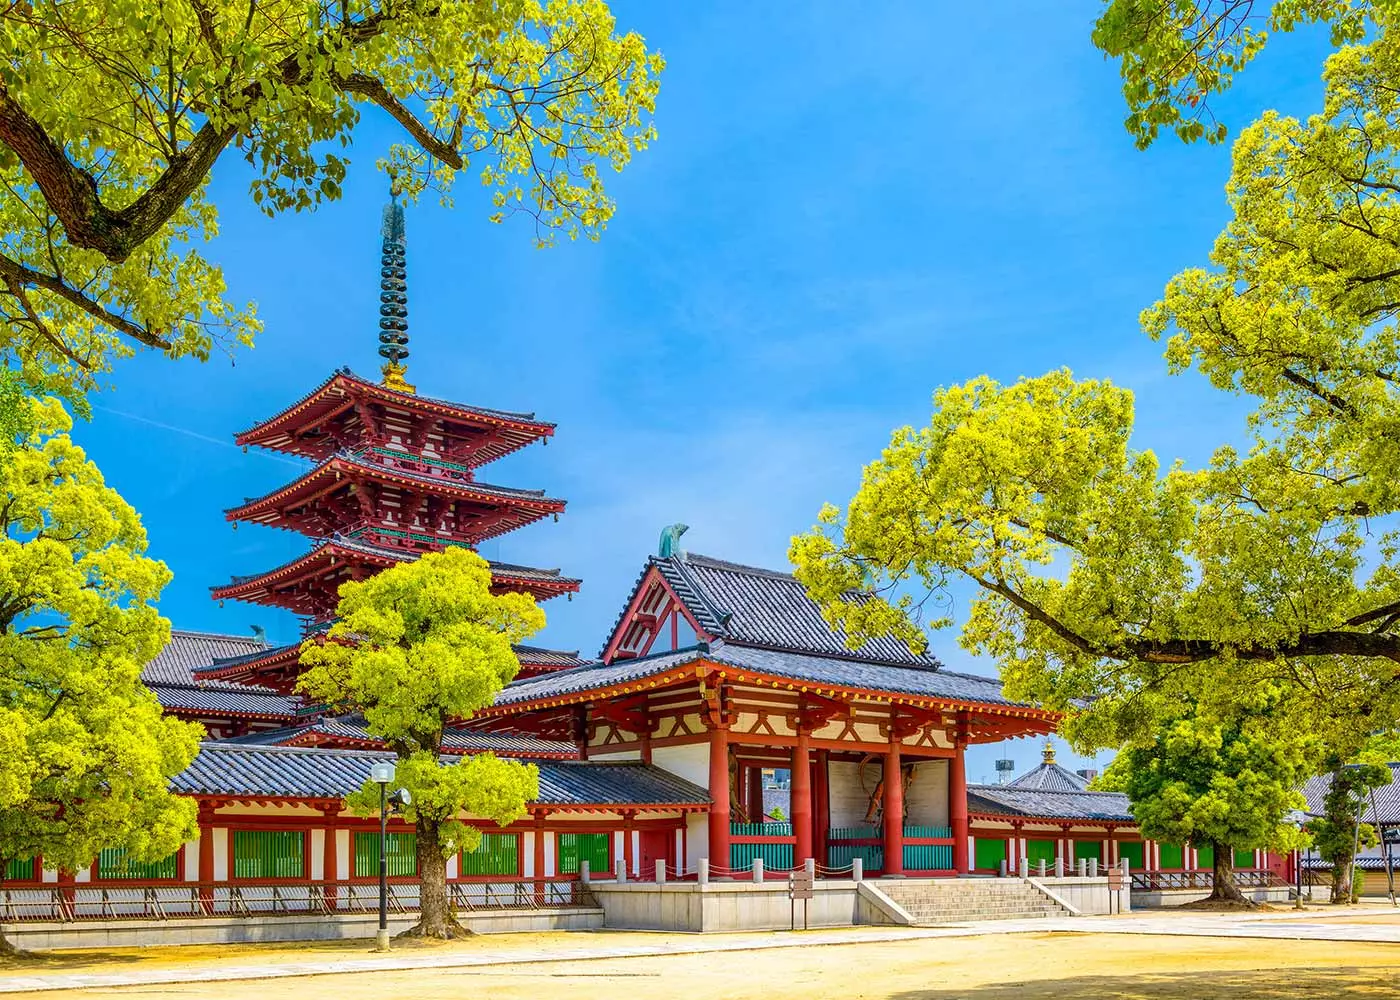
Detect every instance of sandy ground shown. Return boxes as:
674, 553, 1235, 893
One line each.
5, 931, 1400, 1000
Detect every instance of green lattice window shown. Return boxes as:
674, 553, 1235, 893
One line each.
97, 847, 179, 880
1158, 843, 1184, 869
557, 832, 611, 875
3, 858, 37, 881
1234, 848, 1257, 870
974, 838, 1007, 870
1195, 844, 1214, 869
354, 832, 417, 878
1118, 841, 1145, 870
233, 830, 304, 879
1074, 840, 1103, 862
1026, 839, 1057, 865
459, 833, 518, 876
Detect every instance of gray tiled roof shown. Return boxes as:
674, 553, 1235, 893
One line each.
492, 640, 1022, 709
1301, 762, 1400, 824
1006, 762, 1091, 792
219, 715, 577, 757
150, 684, 299, 719
966, 784, 1133, 822
513, 645, 590, 668
142, 630, 283, 691
172, 743, 709, 807
653, 554, 940, 667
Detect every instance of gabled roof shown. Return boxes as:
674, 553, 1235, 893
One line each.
966, 784, 1133, 822
612, 553, 938, 667
485, 640, 1048, 726
218, 715, 578, 758
142, 630, 281, 692
1006, 762, 1091, 792
172, 743, 710, 809
234, 369, 554, 465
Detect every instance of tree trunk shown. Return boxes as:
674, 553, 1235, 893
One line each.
1331, 862, 1354, 904
1206, 841, 1251, 905
402, 815, 468, 939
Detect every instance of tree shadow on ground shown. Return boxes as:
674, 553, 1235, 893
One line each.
890, 965, 1400, 1000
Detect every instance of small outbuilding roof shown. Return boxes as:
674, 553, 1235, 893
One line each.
966, 784, 1133, 822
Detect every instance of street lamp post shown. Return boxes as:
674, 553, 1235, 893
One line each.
1285, 809, 1310, 909
369, 762, 411, 952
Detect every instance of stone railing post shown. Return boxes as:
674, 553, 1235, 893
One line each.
1077, 859, 1087, 877
804, 858, 816, 879
1019, 857, 1029, 878
655, 860, 667, 884
852, 858, 863, 882
999, 859, 1008, 877
1036, 859, 1047, 877
752, 858, 764, 883
1054, 858, 1064, 878
698, 858, 710, 885
616, 857, 627, 884
580, 860, 591, 885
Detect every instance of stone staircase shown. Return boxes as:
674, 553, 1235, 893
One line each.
877, 877, 1069, 924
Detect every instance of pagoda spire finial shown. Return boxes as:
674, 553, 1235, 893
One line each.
378, 181, 414, 393
1042, 737, 1056, 765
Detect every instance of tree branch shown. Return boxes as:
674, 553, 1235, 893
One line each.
336, 73, 464, 170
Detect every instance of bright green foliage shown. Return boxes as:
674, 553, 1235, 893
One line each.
1310, 760, 1392, 901
1092, 0, 1373, 147
0, 397, 200, 887
0, 1, 662, 401
297, 546, 543, 936
1096, 709, 1312, 898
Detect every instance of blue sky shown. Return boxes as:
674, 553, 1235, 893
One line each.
78, 2, 1334, 781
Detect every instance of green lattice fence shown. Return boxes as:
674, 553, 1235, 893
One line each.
557, 832, 611, 875
97, 847, 179, 880
233, 830, 305, 879
354, 832, 417, 878
1158, 843, 1184, 869
459, 833, 518, 876
3, 858, 37, 881
975, 838, 1007, 870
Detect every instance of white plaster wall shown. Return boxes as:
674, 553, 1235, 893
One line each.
212, 829, 228, 881
310, 830, 325, 881
685, 814, 707, 871
613, 832, 626, 873
675, 829, 685, 873
543, 832, 556, 877
652, 742, 709, 788
41, 867, 57, 884
523, 832, 535, 877
828, 761, 876, 828
446, 855, 458, 879
589, 750, 643, 762
335, 829, 349, 880
184, 841, 199, 882
907, 759, 949, 827
631, 831, 641, 877
74, 868, 90, 883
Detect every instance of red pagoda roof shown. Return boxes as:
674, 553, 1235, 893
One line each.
224, 450, 565, 545
211, 536, 580, 615
234, 369, 555, 465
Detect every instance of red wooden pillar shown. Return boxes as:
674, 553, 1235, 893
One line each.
791, 731, 813, 865
622, 811, 636, 879
814, 750, 831, 867
747, 765, 764, 823
950, 723, 970, 874
533, 810, 547, 904
883, 739, 904, 876
197, 802, 217, 914
322, 806, 340, 912
708, 725, 731, 871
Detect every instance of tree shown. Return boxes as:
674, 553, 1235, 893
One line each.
1309, 759, 1392, 902
297, 546, 543, 939
1097, 707, 1313, 903
0, 396, 201, 952
0, 0, 663, 400
1092, 0, 1376, 148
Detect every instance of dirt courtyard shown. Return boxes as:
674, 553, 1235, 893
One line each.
7, 931, 1400, 1000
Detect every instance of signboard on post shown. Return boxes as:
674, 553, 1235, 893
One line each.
789, 869, 814, 930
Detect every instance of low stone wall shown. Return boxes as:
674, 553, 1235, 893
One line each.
5, 907, 603, 951
1030, 876, 1127, 916
588, 880, 864, 932
1131, 886, 1291, 908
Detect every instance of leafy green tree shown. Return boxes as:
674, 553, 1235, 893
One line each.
1097, 708, 1313, 903
1309, 759, 1392, 902
298, 546, 543, 939
0, 397, 201, 952
0, 0, 663, 400
1092, 0, 1375, 148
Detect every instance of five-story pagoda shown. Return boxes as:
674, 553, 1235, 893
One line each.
203, 196, 582, 693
